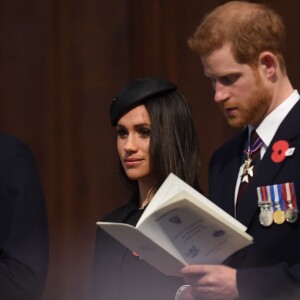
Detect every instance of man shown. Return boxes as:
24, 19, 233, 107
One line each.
0, 134, 48, 299
177, 1, 300, 300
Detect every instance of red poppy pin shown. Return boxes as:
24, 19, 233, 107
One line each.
271, 140, 294, 163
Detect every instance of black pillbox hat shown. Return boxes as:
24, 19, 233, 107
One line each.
109, 77, 177, 126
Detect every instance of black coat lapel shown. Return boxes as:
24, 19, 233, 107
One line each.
210, 130, 247, 215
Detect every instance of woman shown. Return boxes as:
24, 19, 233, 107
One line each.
90, 77, 201, 300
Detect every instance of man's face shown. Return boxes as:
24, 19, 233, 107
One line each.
201, 44, 272, 128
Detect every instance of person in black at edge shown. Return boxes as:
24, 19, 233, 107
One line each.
90, 77, 201, 300
0, 134, 48, 300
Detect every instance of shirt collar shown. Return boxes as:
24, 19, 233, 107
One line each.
249, 89, 300, 147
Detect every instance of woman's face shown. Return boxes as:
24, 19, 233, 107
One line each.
116, 105, 154, 183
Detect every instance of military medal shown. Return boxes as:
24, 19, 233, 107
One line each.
273, 208, 285, 224
283, 182, 298, 223
271, 185, 285, 224
257, 186, 273, 227
285, 207, 298, 223
259, 205, 274, 226
241, 149, 253, 183
241, 135, 263, 183
257, 182, 299, 226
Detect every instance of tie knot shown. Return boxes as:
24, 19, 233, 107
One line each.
250, 130, 259, 146
249, 130, 263, 154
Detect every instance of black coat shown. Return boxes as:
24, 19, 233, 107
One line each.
90, 196, 183, 300
0, 134, 48, 300
209, 100, 300, 300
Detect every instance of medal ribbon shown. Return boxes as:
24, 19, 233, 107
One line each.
272, 184, 285, 211
243, 135, 263, 157
282, 182, 298, 211
289, 182, 298, 210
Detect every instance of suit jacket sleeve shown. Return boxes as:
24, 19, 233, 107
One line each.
0, 135, 49, 300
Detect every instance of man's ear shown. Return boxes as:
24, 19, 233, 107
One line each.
258, 52, 278, 78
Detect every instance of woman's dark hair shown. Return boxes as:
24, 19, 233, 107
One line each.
118, 90, 201, 195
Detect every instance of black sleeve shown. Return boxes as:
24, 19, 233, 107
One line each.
0, 135, 49, 300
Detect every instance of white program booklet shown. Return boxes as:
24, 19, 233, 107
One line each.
97, 173, 253, 276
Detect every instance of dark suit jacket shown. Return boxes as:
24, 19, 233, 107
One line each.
90, 197, 183, 300
0, 134, 48, 300
209, 100, 300, 300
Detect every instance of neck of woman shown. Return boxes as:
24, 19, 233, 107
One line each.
138, 180, 156, 209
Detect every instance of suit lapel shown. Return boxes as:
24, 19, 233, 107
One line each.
214, 130, 247, 215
